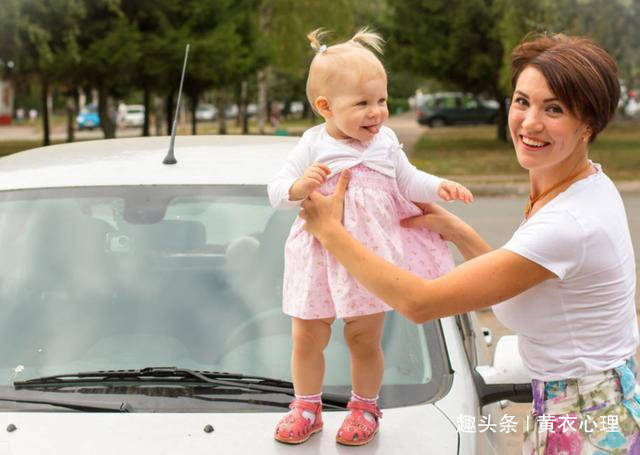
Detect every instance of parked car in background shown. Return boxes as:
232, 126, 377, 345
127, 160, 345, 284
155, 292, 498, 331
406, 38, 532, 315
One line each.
123, 104, 145, 127
0, 136, 531, 454
417, 92, 498, 127
76, 104, 100, 130
196, 104, 217, 121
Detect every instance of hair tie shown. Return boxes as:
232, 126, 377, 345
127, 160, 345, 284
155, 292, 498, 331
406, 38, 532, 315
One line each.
318, 44, 327, 54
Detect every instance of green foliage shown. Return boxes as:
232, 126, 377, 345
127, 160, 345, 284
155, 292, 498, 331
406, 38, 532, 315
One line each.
497, 0, 640, 94
8, 0, 85, 81
388, 0, 504, 96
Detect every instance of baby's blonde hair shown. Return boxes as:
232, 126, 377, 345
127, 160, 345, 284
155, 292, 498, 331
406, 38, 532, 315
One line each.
306, 27, 387, 114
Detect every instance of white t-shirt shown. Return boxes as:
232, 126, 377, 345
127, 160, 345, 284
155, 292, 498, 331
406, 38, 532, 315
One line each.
493, 164, 638, 381
267, 124, 443, 209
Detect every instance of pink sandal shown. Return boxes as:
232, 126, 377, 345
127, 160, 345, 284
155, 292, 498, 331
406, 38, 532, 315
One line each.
274, 399, 323, 444
336, 400, 382, 446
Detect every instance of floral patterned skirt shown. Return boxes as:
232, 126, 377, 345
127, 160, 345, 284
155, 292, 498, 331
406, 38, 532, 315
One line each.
523, 357, 640, 454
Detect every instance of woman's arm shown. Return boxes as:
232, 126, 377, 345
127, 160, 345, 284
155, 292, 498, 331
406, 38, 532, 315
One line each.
300, 172, 555, 323
401, 202, 491, 261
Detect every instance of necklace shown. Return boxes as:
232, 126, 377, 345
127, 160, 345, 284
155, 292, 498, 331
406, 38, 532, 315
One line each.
524, 162, 591, 219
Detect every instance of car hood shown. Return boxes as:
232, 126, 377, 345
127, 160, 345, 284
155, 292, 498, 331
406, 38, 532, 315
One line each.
0, 405, 457, 454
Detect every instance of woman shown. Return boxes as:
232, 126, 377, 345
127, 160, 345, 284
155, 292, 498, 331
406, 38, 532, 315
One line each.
299, 33, 640, 453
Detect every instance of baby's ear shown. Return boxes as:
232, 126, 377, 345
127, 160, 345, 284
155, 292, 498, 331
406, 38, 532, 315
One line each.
314, 97, 331, 117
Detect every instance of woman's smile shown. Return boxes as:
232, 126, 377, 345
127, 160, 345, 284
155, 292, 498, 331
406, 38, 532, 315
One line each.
519, 134, 551, 150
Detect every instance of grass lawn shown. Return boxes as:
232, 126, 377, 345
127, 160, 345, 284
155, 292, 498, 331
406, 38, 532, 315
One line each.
0, 139, 67, 157
412, 121, 640, 181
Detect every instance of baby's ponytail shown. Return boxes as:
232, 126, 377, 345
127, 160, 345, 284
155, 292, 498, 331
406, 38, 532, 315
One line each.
308, 28, 329, 54
350, 27, 384, 54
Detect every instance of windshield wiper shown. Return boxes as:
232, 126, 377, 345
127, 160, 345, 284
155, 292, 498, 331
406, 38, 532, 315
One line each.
13, 367, 349, 407
0, 393, 131, 412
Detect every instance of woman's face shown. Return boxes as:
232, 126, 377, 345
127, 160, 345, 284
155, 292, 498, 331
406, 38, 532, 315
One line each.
508, 66, 590, 173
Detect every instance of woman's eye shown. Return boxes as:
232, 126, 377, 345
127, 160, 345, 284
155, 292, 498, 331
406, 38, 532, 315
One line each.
547, 104, 563, 114
514, 97, 528, 106
356, 101, 367, 106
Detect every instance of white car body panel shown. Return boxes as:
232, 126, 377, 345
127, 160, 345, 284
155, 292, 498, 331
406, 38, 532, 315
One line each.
0, 406, 457, 454
0, 136, 298, 191
438, 317, 506, 455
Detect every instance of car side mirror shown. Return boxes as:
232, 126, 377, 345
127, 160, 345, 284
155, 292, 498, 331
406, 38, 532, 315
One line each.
472, 335, 532, 407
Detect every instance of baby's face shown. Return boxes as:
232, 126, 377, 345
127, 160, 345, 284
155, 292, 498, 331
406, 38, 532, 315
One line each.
324, 74, 388, 143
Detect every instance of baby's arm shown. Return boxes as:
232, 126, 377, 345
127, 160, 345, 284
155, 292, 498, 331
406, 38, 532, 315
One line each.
288, 163, 331, 201
267, 133, 329, 209
394, 145, 473, 203
438, 179, 473, 203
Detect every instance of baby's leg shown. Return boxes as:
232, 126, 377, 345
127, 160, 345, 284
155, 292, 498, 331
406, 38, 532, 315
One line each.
275, 316, 334, 444
336, 312, 385, 446
343, 312, 385, 397
291, 316, 334, 394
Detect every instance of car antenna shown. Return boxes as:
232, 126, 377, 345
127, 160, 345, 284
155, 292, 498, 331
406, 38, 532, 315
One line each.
163, 43, 190, 165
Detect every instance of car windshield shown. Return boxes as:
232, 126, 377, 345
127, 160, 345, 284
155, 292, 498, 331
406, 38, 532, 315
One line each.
79, 106, 97, 115
0, 185, 447, 410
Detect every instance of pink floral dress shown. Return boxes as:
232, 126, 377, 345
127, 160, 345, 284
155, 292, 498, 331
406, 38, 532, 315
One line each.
282, 164, 454, 320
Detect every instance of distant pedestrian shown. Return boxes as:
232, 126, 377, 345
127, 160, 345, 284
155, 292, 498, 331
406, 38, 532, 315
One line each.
117, 101, 127, 127
15, 107, 24, 124
28, 108, 37, 124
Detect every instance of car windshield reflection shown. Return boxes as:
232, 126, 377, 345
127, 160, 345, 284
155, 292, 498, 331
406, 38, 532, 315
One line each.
0, 186, 446, 409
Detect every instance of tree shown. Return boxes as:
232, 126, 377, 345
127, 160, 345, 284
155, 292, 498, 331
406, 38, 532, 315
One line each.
0, 0, 21, 79
255, 0, 356, 133
182, 0, 258, 135
498, 0, 640, 112
388, 0, 509, 141
121, 0, 183, 136
77, 0, 140, 138
10, 0, 85, 145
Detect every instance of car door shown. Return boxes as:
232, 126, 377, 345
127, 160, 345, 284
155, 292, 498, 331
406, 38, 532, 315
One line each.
458, 95, 484, 124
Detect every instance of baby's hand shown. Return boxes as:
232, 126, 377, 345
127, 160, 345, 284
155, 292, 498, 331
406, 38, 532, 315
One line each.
438, 180, 474, 203
289, 163, 331, 201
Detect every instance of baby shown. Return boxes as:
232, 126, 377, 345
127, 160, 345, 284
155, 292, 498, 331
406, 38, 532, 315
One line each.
268, 28, 471, 446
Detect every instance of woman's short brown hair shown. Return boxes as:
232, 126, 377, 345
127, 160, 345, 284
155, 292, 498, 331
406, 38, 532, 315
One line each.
511, 33, 620, 142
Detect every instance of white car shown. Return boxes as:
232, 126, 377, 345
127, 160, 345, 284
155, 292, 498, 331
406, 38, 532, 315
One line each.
196, 104, 217, 121
0, 136, 531, 454
123, 104, 145, 127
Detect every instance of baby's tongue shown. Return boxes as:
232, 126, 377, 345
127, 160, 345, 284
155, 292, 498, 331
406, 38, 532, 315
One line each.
365, 124, 380, 134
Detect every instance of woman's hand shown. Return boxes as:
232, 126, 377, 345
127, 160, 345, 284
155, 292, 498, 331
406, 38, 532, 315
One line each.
299, 169, 351, 244
401, 202, 465, 242
401, 202, 491, 260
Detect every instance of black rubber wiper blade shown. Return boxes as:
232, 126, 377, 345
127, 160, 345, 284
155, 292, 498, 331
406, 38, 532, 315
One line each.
0, 396, 131, 412
13, 367, 349, 407
14, 367, 289, 395
16, 367, 286, 384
